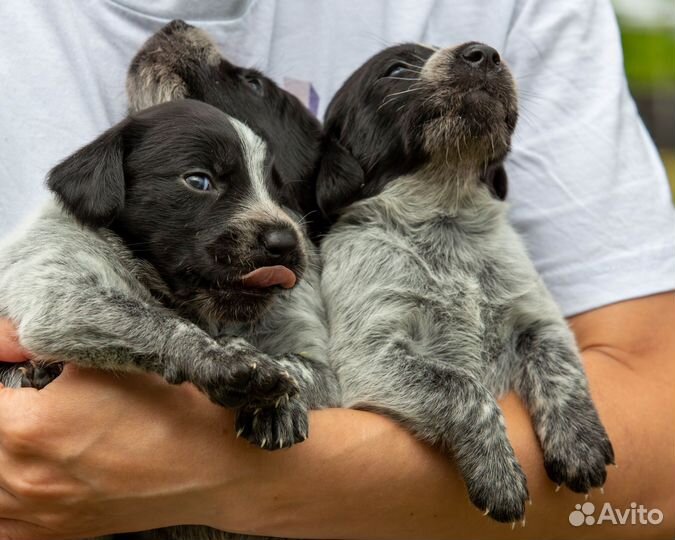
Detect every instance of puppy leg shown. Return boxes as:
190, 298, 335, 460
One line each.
513, 321, 614, 494
234, 352, 341, 450
0, 358, 56, 392
20, 362, 64, 389
0, 364, 27, 388
232, 263, 340, 449
18, 288, 297, 409
340, 351, 528, 522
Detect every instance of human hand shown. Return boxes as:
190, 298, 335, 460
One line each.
0, 319, 28, 362
0, 363, 257, 539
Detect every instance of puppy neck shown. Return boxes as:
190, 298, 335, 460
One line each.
352, 162, 501, 223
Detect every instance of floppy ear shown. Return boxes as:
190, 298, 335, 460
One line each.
481, 163, 508, 201
316, 138, 365, 218
47, 121, 127, 228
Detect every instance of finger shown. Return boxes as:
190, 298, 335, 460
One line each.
0, 320, 29, 363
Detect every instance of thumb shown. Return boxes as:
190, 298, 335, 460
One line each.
0, 319, 29, 363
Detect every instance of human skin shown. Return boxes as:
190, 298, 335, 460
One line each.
0, 292, 672, 539
0, 320, 28, 362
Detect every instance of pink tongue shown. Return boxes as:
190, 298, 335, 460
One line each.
241, 266, 297, 289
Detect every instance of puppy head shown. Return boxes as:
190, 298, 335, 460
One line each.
48, 100, 307, 324
318, 42, 518, 216
127, 20, 323, 231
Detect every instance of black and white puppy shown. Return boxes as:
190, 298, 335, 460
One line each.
0, 100, 317, 432
0, 99, 340, 540
319, 43, 614, 524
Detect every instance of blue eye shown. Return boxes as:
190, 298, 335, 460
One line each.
184, 173, 213, 191
385, 64, 408, 77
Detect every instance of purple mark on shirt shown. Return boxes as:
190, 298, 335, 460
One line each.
283, 78, 319, 116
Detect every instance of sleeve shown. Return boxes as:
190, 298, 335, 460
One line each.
502, 0, 675, 316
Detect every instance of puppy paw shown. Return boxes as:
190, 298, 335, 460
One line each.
543, 418, 614, 494
235, 398, 309, 450
198, 354, 298, 409
19, 362, 63, 389
466, 454, 529, 523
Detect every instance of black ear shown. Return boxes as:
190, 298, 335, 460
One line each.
47, 121, 127, 228
481, 163, 508, 201
316, 138, 365, 218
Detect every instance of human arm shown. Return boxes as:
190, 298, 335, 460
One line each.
209, 292, 675, 539
0, 292, 672, 539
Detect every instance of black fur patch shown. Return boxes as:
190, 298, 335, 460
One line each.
129, 20, 325, 236
317, 42, 517, 218
49, 100, 305, 323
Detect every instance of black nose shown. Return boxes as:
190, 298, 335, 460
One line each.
263, 228, 298, 258
460, 43, 501, 71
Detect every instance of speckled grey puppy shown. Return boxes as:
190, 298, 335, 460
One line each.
318, 42, 614, 524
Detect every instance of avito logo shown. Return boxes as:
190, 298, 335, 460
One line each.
569, 502, 663, 527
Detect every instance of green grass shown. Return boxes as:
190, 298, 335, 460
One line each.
661, 149, 675, 203
620, 24, 675, 91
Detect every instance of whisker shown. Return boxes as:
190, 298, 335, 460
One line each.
517, 89, 549, 101
382, 85, 424, 99
396, 60, 424, 71
410, 52, 432, 64
377, 86, 424, 111
382, 76, 421, 82
518, 102, 547, 124
361, 31, 394, 49
298, 209, 320, 226
515, 72, 543, 81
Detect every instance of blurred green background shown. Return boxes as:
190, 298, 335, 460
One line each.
613, 0, 675, 201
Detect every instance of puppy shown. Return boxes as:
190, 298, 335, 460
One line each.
319, 43, 614, 523
0, 101, 338, 540
1, 99, 299, 423
124, 20, 340, 445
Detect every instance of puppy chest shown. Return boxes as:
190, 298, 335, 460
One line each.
329, 224, 515, 352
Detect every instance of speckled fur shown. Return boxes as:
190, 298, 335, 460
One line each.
320, 43, 614, 523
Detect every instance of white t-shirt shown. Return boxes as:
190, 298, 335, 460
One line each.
1, 0, 673, 316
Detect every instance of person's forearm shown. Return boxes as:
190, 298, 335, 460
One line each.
0, 295, 671, 539
213, 370, 673, 539
210, 294, 675, 539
